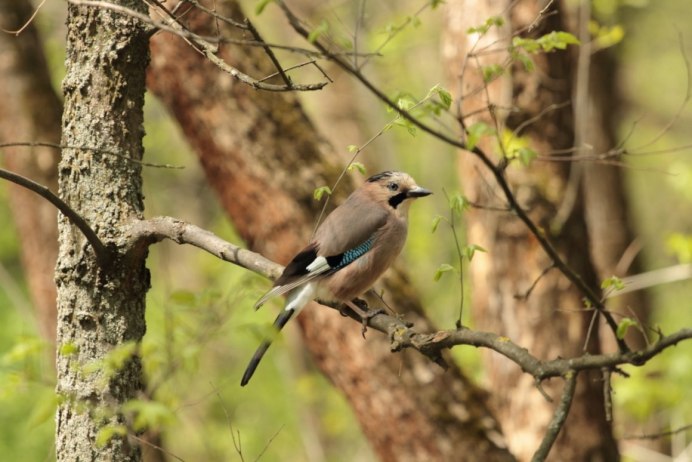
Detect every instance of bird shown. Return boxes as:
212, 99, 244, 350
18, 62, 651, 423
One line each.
241, 171, 431, 386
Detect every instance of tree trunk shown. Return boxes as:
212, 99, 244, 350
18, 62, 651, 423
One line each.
0, 0, 61, 344
147, 1, 514, 460
56, 2, 149, 461
443, 1, 619, 460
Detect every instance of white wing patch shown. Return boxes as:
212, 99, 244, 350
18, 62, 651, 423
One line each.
254, 256, 333, 309
306, 256, 330, 273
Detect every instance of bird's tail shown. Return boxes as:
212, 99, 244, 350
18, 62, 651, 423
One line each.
240, 308, 295, 386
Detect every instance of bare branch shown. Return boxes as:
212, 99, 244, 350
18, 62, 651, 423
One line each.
68, 0, 328, 92
128, 216, 281, 280
0, 168, 110, 264
531, 371, 578, 462
129, 216, 692, 381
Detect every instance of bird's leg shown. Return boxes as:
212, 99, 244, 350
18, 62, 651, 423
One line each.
343, 298, 384, 338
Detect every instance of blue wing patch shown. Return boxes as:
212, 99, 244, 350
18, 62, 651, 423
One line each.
327, 236, 374, 270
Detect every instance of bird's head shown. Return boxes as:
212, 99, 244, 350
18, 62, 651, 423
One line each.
364, 171, 432, 214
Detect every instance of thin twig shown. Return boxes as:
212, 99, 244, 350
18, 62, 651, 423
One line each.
514, 264, 555, 300
531, 371, 578, 462
0, 141, 184, 169
623, 423, 692, 441
245, 18, 292, 88
1, 0, 47, 35
602, 367, 613, 422
0, 168, 110, 264
69, 0, 327, 92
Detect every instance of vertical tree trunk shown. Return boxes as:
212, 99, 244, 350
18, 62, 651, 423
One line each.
0, 0, 62, 344
147, 1, 514, 460
56, 2, 149, 461
443, 1, 619, 460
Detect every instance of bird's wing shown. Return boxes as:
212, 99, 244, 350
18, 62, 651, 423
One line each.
254, 243, 329, 308
254, 195, 388, 309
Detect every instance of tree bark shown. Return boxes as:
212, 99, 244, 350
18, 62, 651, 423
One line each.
147, 1, 514, 460
56, 2, 150, 461
443, 1, 619, 460
0, 0, 62, 344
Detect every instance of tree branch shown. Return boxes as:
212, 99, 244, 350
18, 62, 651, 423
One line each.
0, 167, 110, 264
129, 216, 692, 380
531, 371, 578, 462
128, 216, 282, 280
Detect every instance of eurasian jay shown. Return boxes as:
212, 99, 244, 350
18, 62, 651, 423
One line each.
241, 171, 431, 386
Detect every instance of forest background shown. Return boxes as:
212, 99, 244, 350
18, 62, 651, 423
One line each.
0, 0, 691, 461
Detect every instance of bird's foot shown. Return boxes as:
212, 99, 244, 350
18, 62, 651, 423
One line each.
344, 299, 384, 338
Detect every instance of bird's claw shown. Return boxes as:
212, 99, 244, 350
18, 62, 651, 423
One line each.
359, 308, 384, 338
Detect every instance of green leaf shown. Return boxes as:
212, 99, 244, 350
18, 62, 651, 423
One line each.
601, 275, 625, 291
512, 37, 541, 53
170, 290, 196, 305
467, 16, 504, 35
466, 122, 493, 150
449, 193, 469, 214
517, 147, 538, 166
96, 424, 127, 447
514, 52, 535, 71
482, 64, 504, 82
590, 21, 625, 49
255, 0, 273, 15
396, 95, 416, 111
431, 215, 443, 233
347, 144, 359, 153
392, 117, 417, 136
430, 84, 452, 110
308, 20, 329, 43
536, 31, 580, 52
313, 185, 332, 201
666, 233, 692, 263
463, 243, 487, 261
59, 342, 79, 357
616, 318, 638, 340
348, 162, 366, 174
434, 263, 455, 281
123, 400, 175, 432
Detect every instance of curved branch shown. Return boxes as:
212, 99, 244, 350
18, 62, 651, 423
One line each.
127, 216, 282, 280
129, 216, 692, 380
277, 0, 626, 350
0, 167, 109, 264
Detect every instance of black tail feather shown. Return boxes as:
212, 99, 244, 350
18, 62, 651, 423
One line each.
240, 309, 295, 386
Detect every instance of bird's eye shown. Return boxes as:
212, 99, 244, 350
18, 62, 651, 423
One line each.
387, 182, 399, 192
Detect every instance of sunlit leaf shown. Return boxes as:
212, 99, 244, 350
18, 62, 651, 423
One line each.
431, 215, 443, 233
617, 317, 639, 340
313, 186, 332, 201
308, 20, 329, 43
434, 263, 455, 281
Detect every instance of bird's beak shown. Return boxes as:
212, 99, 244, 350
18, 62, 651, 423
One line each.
407, 186, 433, 198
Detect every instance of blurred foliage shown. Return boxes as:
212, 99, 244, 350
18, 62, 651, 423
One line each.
0, 0, 691, 460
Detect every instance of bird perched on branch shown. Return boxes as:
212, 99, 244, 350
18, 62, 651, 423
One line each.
241, 171, 431, 386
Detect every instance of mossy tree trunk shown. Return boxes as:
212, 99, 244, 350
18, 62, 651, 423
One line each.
55, 2, 150, 461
